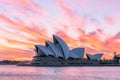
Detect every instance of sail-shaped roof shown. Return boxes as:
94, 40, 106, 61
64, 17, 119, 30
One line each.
70, 48, 85, 59
53, 35, 69, 59
34, 45, 45, 56
86, 53, 103, 61
69, 51, 80, 58
45, 41, 63, 58
36, 45, 55, 57
86, 54, 94, 60
93, 53, 103, 61
34, 35, 87, 60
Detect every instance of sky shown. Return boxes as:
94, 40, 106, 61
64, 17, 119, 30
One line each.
0, 0, 120, 61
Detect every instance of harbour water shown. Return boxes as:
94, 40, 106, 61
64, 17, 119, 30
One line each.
0, 65, 120, 80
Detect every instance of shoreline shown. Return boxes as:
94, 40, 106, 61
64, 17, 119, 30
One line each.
18, 63, 120, 67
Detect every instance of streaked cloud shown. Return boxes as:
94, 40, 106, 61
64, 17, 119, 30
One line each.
0, 0, 120, 60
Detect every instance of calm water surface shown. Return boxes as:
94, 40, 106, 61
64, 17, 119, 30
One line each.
0, 65, 120, 80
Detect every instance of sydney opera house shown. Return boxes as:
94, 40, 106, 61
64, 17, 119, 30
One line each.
32, 35, 103, 66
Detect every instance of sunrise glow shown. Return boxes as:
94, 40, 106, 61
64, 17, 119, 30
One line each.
0, 0, 120, 61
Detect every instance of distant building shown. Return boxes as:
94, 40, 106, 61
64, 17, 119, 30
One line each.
113, 52, 120, 64
32, 35, 103, 65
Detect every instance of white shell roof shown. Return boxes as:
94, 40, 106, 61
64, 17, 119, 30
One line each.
53, 35, 69, 59
36, 45, 55, 56
34, 35, 88, 60
86, 53, 103, 61
45, 41, 63, 58
69, 51, 80, 58
35, 45, 45, 56
70, 48, 85, 59
56, 44, 64, 58
86, 54, 94, 60
93, 53, 103, 61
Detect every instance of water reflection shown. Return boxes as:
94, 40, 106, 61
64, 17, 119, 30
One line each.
0, 65, 120, 80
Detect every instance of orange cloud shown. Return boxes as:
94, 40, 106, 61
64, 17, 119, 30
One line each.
0, 0, 120, 61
